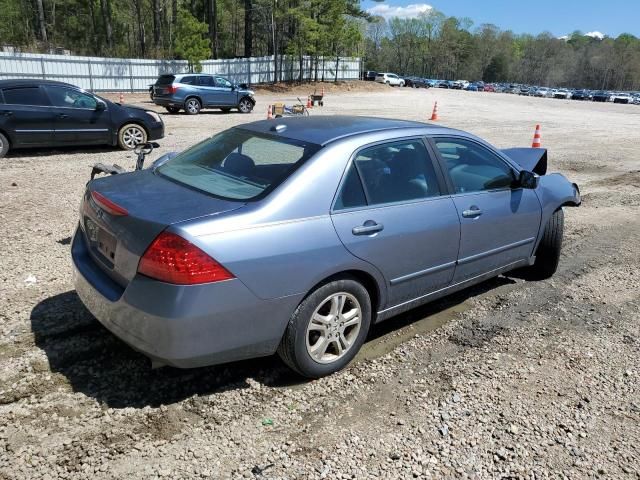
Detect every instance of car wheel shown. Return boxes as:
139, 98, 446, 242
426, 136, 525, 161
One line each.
278, 277, 372, 378
184, 97, 201, 115
526, 209, 564, 279
0, 132, 9, 158
166, 106, 180, 114
238, 98, 254, 113
117, 123, 147, 150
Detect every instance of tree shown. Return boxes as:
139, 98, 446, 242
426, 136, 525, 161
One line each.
174, 7, 210, 72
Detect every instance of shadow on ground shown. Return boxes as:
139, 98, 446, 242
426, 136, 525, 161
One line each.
31, 276, 515, 409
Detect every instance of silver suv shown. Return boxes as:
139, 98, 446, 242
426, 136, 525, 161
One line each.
152, 74, 256, 115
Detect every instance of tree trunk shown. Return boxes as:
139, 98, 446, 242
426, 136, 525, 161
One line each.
100, 0, 114, 52
152, 0, 162, 48
244, 0, 252, 57
35, 0, 48, 46
208, 0, 218, 59
134, 0, 146, 56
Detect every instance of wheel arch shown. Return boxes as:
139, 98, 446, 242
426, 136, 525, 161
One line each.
184, 95, 203, 109
239, 95, 256, 106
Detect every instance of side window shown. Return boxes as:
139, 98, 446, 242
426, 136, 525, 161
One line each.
434, 138, 515, 193
181, 76, 196, 85
354, 139, 441, 205
215, 77, 232, 88
334, 164, 367, 210
3, 87, 49, 106
197, 76, 214, 86
45, 86, 97, 109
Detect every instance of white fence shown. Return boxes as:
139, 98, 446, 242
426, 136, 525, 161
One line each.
0, 52, 361, 92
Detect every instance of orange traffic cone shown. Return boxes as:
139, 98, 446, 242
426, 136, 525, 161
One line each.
532, 124, 542, 148
430, 101, 439, 121
267, 105, 273, 120
119, 93, 124, 104
306, 96, 312, 109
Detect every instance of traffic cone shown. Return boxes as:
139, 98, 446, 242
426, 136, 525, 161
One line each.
306, 96, 312, 109
267, 105, 273, 120
430, 101, 439, 121
119, 93, 124, 104
532, 124, 542, 148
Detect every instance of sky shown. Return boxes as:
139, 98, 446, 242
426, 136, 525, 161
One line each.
362, 0, 639, 39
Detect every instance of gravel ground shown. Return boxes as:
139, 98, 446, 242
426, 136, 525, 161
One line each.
1, 86, 639, 479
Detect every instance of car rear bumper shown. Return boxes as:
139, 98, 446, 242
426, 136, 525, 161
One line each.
71, 227, 299, 368
153, 97, 183, 108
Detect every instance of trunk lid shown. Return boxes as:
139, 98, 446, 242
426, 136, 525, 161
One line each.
80, 169, 244, 286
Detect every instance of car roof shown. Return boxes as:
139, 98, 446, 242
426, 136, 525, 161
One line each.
0, 79, 76, 88
237, 115, 459, 146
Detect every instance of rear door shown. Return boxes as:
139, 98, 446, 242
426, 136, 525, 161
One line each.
195, 75, 218, 106
431, 136, 542, 283
331, 138, 460, 308
43, 85, 111, 145
0, 85, 54, 146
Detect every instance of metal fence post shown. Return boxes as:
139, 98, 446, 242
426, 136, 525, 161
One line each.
40, 57, 46, 79
88, 59, 94, 92
129, 61, 134, 93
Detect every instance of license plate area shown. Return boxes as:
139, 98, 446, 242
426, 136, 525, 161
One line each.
85, 217, 117, 266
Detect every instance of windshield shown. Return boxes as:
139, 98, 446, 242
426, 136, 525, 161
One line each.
156, 128, 321, 201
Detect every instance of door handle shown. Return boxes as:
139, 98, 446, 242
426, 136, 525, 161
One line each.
352, 221, 384, 236
0, 111, 12, 116
58, 113, 69, 119
462, 206, 482, 218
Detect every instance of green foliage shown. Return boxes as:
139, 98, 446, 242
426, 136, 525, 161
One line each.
174, 8, 210, 72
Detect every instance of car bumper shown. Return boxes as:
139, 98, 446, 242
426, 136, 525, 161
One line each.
148, 121, 164, 141
71, 227, 300, 368
153, 97, 183, 108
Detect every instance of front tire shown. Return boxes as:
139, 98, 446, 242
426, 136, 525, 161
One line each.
184, 97, 201, 115
526, 209, 564, 279
278, 277, 372, 378
0, 132, 9, 158
117, 123, 147, 150
238, 97, 254, 113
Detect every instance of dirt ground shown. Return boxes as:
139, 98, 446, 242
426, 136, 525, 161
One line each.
0, 86, 639, 479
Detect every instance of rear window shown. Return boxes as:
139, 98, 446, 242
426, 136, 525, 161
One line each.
3, 87, 49, 106
180, 76, 196, 85
156, 128, 321, 201
156, 75, 175, 86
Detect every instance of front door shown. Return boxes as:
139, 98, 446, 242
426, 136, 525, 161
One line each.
330, 138, 460, 308
431, 136, 542, 283
43, 85, 111, 145
0, 85, 55, 146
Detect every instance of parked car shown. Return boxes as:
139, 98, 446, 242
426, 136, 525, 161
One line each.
483, 84, 496, 92
553, 89, 571, 99
363, 71, 377, 81
611, 92, 632, 104
592, 91, 610, 102
375, 73, 405, 87
72, 115, 581, 378
534, 88, 551, 97
152, 74, 256, 115
437, 80, 451, 89
0, 79, 164, 158
570, 89, 589, 100
464, 83, 479, 91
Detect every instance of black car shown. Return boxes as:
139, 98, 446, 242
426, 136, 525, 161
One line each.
592, 91, 610, 102
571, 89, 590, 100
0, 79, 164, 158
363, 71, 377, 81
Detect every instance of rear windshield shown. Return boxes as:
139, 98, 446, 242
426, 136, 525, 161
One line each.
156, 75, 175, 85
156, 128, 321, 201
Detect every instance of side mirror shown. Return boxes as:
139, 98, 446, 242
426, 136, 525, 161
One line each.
518, 170, 539, 189
231, 84, 236, 91
95, 100, 106, 111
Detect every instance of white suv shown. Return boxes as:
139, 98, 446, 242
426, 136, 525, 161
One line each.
375, 73, 405, 87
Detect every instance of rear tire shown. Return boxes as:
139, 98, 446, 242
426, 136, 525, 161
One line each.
525, 209, 564, 279
0, 132, 9, 158
184, 97, 201, 115
278, 277, 371, 378
117, 123, 147, 150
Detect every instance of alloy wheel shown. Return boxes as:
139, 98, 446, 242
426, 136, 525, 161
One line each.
122, 126, 144, 149
306, 292, 362, 364
239, 99, 252, 113
186, 99, 200, 114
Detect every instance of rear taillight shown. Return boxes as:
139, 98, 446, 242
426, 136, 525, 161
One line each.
138, 231, 234, 285
167, 85, 179, 94
90, 191, 128, 216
